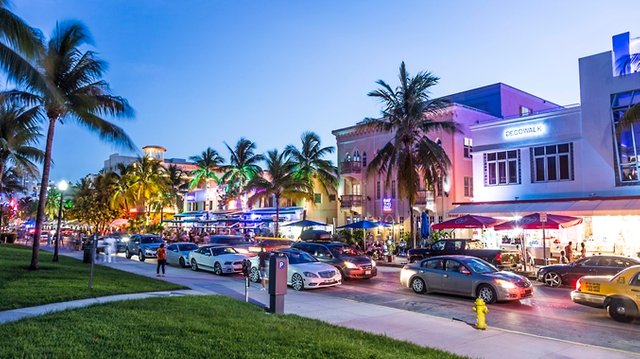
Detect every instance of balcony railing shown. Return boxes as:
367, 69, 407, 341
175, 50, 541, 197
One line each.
340, 161, 362, 174
415, 190, 435, 205
340, 194, 364, 208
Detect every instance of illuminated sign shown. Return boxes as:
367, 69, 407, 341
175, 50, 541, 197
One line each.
503, 123, 545, 140
383, 198, 392, 212
186, 193, 196, 202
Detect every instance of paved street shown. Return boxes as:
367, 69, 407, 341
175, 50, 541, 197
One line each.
90, 252, 640, 353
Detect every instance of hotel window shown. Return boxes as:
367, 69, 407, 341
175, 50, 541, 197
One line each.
362, 152, 367, 167
352, 183, 361, 195
314, 193, 322, 204
376, 181, 381, 199
612, 90, 640, 185
484, 150, 521, 186
345, 152, 351, 161
531, 143, 574, 182
353, 150, 360, 162
328, 194, 336, 202
520, 106, 532, 116
463, 138, 473, 158
391, 180, 396, 198
463, 177, 473, 197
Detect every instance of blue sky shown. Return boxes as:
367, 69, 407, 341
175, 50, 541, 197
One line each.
12, 0, 640, 183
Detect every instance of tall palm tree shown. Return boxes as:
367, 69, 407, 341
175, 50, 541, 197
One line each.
108, 163, 135, 214
128, 156, 167, 225
284, 131, 338, 200
165, 164, 187, 214
246, 149, 311, 237
363, 62, 458, 247
189, 147, 224, 212
0, 102, 44, 194
0, 0, 47, 93
221, 138, 264, 204
3, 21, 135, 269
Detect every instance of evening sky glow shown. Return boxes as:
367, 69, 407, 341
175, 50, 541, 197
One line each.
12, 0, 640, 183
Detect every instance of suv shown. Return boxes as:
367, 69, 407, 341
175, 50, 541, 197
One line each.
292, 241, 377, 280
125, 234, 164, 262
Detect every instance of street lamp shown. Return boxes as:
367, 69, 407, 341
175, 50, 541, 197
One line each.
52, 180, 68, 262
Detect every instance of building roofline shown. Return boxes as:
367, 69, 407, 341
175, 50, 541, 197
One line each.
442, 82, 561, 108
453, 194, 640, 206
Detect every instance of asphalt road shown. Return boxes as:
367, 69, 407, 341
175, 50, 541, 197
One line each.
114, 253, 640, 353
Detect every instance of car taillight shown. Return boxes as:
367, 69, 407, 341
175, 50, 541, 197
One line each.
576, 279, 581, 291
495, 253, 502, 264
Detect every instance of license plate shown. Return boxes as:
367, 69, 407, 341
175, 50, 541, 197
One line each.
365, 270, 371, 275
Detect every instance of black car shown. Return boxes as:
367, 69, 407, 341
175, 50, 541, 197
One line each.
291, 241, 377, 280
537, 255, 640, 287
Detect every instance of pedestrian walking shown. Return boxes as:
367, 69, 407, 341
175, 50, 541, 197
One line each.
564, 241, 573, 262
559, 250, 569, 264
580, 242, 587, 258
258, 245, 268, 291
156, 243, 167, 277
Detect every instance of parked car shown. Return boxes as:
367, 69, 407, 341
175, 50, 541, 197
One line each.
166, 242, 199, 267
125, 234, 164, 262
537, 255, 640, 287
97, 232, 129, 254
571, 265, 640, 323
291, 241, 377, 279
187, 245, 249, 275
299, 230, 331, 241
249, 248, 342, 290
208, 235, 292, 254
407, 239, 520, 270
400, 255, 533, 304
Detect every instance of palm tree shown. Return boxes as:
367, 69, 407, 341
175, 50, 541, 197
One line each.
108, 163, 135, 214
128, 156, 167, 225
166, 164, 187, 214
221, 138, 264, 205
0, 102, 44, 195
189, 147, 224, 212
0, 1, 48, 93
246, 149, 311, 237
3, 21, 135, 269
363, 62, 458, 247
284, 131, 338, 201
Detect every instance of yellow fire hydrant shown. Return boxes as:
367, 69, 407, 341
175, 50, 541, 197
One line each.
472, 297, 489, 330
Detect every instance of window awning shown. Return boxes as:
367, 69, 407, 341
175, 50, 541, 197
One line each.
450, 196, 640, 217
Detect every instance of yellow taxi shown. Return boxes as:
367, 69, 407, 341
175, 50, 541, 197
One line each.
571, 265, 640, 323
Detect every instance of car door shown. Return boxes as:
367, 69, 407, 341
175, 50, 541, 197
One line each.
166, 244, 178, 265
565, 257, 598, 283
195, 247, 213, 269
595, 256, 629, 276
441, 259, 473, 295
419, 258, 445, 291
626, 271, 640, 303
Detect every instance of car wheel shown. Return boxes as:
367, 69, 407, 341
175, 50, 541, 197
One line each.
125, 249, 132, 259
138, 251, 145, 262
291, 273, 304, 291
411, 277, 426, 294
338, 268, 348, 281
191, 259, 199, 271
608, 300, 634, 323
179, 257, 186, 268
213, 262, 223, 275
249, 267, 260, 283
543, 272, 562, 287
477, 285, 497, 304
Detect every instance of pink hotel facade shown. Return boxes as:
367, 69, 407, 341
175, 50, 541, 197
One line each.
333, 32, 640, 257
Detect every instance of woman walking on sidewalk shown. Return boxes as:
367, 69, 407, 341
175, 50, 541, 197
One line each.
156, 243, 167, 277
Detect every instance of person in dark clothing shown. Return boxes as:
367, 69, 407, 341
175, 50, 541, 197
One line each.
258, 246, 268, 291
156, 243, 167, 277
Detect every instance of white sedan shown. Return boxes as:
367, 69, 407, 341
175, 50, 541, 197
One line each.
249, 248, 342, 291
187, 245, 249, 275
166, 242, 199, 267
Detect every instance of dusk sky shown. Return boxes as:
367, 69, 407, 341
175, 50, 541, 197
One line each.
12, 0, 640, 183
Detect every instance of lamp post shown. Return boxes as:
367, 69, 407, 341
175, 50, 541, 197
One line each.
52, 180, 68, 262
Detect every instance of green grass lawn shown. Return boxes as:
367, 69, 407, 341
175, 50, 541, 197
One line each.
0, 245, 184, 310
0, 295, 464, 359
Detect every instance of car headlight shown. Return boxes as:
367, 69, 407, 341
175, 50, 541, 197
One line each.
121, 236, 129, 242
344, 261, 357, 269
303, 272, 319, 278
496, 279, 516, 289
145, 249, 155, 254
371, 259, 376, 267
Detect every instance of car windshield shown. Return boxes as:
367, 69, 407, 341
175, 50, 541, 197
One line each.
286, 251, 317, 264
180, 244, 198, 251
141, 236, 163, 244
328, 245, 362, 257
212, 247, 238, 255
464, 258, 498, 274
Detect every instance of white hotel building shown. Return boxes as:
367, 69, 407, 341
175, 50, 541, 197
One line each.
451, 32, 640, 258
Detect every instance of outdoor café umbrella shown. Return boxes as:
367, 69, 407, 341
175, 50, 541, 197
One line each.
337, 220, 381, 250
282, 219, 327, 227
420, 210, 430, 238
431, 214, 501, 230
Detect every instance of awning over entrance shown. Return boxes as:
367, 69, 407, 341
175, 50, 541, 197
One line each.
450, 196, 640, 217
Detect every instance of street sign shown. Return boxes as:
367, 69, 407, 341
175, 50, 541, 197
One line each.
540, 212, 547, 223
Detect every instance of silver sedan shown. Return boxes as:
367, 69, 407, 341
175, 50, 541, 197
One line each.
400, 255, 533, 303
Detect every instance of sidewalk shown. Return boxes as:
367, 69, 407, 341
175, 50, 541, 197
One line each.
1, 246, 637, 359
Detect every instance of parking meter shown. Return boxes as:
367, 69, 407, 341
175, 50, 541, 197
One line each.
268, 252, 288, 313
241, 259, 251, 277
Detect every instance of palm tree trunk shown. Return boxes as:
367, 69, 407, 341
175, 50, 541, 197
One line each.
30, 117, 56, 270
275, 194, 280, 237
0, 161, 4, 232
409, 198, 416, 249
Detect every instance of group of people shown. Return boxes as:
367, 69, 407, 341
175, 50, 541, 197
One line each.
163, 228, 257, 244
559, 241, 587, 264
